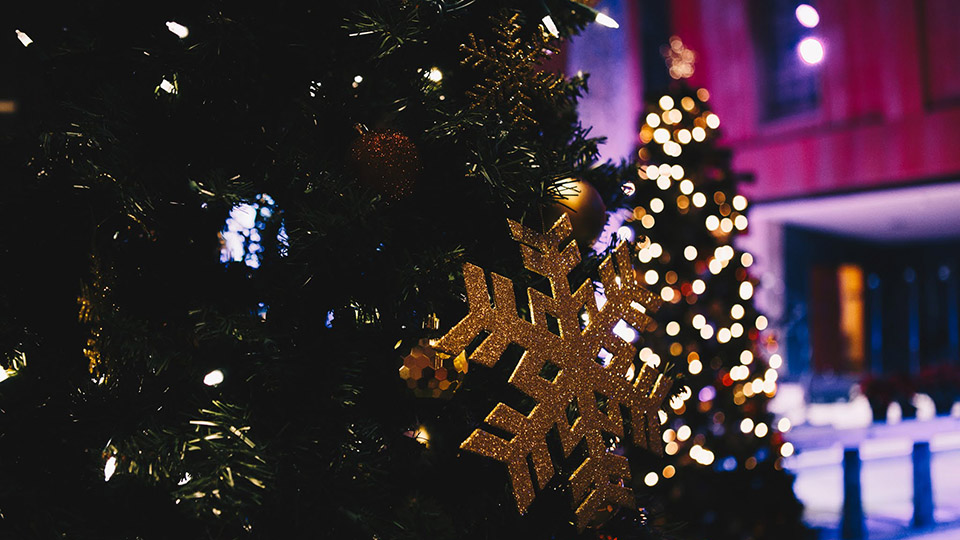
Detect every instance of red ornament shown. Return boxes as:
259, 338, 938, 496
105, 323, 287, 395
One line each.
349, 128, 421, 201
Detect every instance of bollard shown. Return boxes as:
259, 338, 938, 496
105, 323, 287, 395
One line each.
841, 447, 866, 539
912, 441, 935, 528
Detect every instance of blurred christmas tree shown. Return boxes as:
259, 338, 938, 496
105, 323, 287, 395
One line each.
617, 36, 808, 539
0, 2, 673, 539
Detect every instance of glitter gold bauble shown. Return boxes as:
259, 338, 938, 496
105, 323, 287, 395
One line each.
349, 128, 421, 201
399, 338, 468, 399
435, 215, 671, 530
545, 179, 607, 249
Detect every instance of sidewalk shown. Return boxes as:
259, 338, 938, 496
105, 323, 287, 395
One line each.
785, 418, 960, 540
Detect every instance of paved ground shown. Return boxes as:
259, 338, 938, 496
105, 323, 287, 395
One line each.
789, 429, 960, 539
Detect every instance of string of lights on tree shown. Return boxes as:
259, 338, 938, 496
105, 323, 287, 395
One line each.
609, 36, 803, 538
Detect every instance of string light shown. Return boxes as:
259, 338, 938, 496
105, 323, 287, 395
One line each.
688, 359, 702, 374
159, 78, 177, 94
426, 67, 443, 83
769, 354, 783, 369
781, 442, 795, 457
671, 165, 685, 178
676, 425, 691, 441
740, 350, 754, 364
666, 321, 680, 336
684, 246, 698, 261
541, 15, 560, 38
732, 195, 748, 211
692, 192, 707, 207
730, 323, 743, 337
679, 179, 694, 195
740, 418, 754, 433
15, 30, 33, 47
203, 369, 224, 386
705, 216, 720, 231
739, 281, 754, 300
646, 113, 661, 128
741, 253, 754, 267
795, 4, 820, 27
644, 472, 659, 486
705, 113, 720, 129
756, 315, 769, 330
692, 126, 706, 141
731, 304, 745, 319
104, 456, 118, 481
166, 21, 189, 38
594, 11, 620, 29
659, 95, 675, 110
650, 198, 664, 213
778, 418, 792, 432
754, 423, 768, 437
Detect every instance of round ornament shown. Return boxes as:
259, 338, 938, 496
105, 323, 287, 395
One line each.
348, 128, 421, 201
399, 338, 468, 399
546, 179, 607, 249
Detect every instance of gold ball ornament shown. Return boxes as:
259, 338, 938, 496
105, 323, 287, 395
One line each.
399, 338, 468, 399
349, 128, 421, 201
546, 179, 607, 248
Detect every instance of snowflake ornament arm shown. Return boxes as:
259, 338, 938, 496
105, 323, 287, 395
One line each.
459, 11, 563, 129
436, 215, 672, 530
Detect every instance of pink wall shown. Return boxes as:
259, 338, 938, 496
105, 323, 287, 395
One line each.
674, 0, 960, 202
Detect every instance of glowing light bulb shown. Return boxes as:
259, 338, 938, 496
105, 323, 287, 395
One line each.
688, 359, 702, 374
659, 95, 675, 110
666, 321, 680, 336
159, 79, 176, 94
740, 418, 754, 434
769, 354, 783, 369
645, 270, 659, 285
692, 126, 706, 141
166, 21, 189, 38
541, 15, 560, 37
731, 323, 744, 337
741, 253, 754, 267
756, 315, 769, 330
754, 423, 768, 437
660, 287, 675, 302
778, 418, 792, 432
16, 30, 33, 47
679, 179, 694, 195
740, 350, 754, 365
595, 11, 620, 29
692, 314, 706, 329
671, 165, 685, 179
653, 128, 670, 144
676, 425, 691, 441
650, 198, 664, 213
731, 304, 745, 319
644, 472, 659, 486
798, 37, 825, 65
203, 369, 224, 386
104, 456, 118, 481
705, 215, 720, 231
732, 195, 748, 211
781, 442, 795, 457
684, 246, 698, 261
795, 4, 820, 28
692, 192, 707, 207
646, 113, 661, 128
427, 67, 443, 82
739, 281, 754, 300
692, 279, 706, 295
705, 113, 720, 129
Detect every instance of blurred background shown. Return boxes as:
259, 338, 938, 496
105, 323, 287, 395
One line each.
560, 1, 960, 539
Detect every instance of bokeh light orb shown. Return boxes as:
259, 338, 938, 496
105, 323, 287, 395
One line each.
795, 4, 820, 28
798, 37, 825, 65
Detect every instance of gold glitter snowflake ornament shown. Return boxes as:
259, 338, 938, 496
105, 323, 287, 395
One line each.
436, 215, 672, 530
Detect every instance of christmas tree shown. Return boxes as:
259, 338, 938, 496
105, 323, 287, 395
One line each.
618, 37, 807, 540
1, 2, 673, 539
